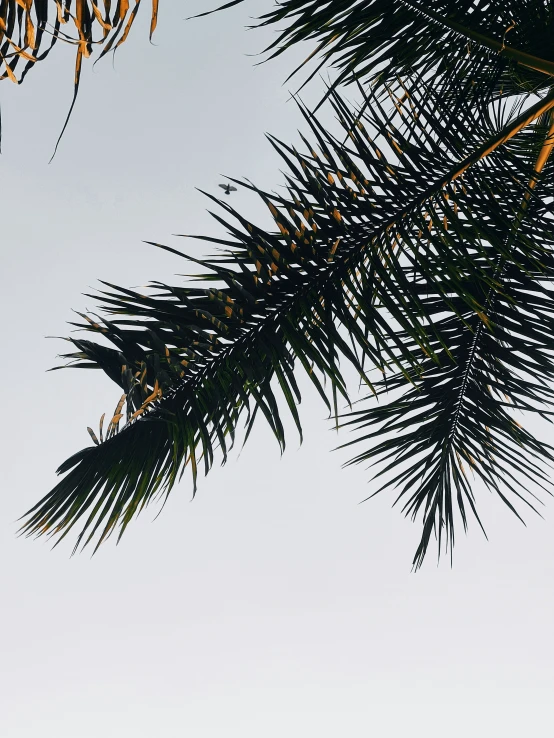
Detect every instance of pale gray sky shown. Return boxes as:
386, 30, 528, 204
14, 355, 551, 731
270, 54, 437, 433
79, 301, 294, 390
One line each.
1, 2, 554, 737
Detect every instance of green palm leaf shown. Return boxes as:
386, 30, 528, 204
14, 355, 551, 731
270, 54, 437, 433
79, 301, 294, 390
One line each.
201, 0, 554, 104
341, 111, 554, 568
23, 74, 554, 564
18, 0, 554, 566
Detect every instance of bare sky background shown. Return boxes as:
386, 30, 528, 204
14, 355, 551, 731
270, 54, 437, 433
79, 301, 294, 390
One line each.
1, 2, 554, 736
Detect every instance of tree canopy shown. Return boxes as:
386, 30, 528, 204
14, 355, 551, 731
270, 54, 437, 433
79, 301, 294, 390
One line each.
9, 1, 554, 568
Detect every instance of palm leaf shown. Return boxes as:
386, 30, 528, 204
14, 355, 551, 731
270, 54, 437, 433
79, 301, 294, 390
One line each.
341, 110, 554, 568
0, 0, 159, 151
23, 73, 554, 562
200, 0, 554, 104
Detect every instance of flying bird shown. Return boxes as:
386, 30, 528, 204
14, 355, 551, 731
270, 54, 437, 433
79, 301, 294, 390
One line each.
219, 183, 237, 195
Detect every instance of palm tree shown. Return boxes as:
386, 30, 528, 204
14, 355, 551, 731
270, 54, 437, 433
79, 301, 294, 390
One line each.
19, 0, 554, 568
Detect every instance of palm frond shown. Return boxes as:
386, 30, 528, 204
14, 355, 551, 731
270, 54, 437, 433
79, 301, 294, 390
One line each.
0, 0, 159, 151
201, 0, 554, 104
22, 51, 554, 566
1, 0, 159, 84
23, 73, 554, 559
341, 111, 554, 568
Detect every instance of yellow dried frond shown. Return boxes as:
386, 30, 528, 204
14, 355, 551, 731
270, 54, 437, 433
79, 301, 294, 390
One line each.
0, 0, 159, 116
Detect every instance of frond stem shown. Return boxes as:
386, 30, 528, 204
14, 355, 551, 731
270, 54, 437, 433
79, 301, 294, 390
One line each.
436, 87, 554, 188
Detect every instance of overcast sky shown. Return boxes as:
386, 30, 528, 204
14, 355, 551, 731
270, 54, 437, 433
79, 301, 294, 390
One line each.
2, 2, 554, 737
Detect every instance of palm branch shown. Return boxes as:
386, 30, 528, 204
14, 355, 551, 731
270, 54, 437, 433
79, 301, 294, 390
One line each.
0, 0, 158, 151
1, 1, 158, 84
200, 0, 554, 101
341, 110, 554, 567
21, 68, 554, 565
19, 0, 554, 566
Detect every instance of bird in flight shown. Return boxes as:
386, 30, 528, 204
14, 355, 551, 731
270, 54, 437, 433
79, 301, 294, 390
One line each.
219, 183, 237, 196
